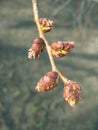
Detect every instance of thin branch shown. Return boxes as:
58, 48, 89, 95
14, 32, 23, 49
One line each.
52, 0, 72, 17
32, 0, 57, 71
57, 70, 68, 84
32, 0, 68, 84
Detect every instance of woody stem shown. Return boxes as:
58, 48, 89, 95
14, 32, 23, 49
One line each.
32, 0, 57, 71
32, 0, 68, 84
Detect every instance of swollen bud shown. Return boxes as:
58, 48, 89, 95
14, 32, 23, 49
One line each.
63, 80, 81, 108
39, 18, 54, 33
35, 71, 59, 92
28, 37, 45, 59
51, 41, 75, 57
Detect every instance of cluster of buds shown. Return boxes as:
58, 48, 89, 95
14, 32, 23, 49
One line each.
35, 71, 59, 92
51, 41, 75, 57
28, 37, 45, 59
63, 80, 81, 107
28, 16, 81, 108
39, 18, 54, 33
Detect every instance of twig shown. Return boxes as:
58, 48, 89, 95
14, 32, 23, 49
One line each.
52, 0, 72, 17
32, 0, 57, 71
32, 0, 68, 84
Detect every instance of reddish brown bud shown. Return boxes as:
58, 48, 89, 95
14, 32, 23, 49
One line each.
28, 37, 45, 59
35, 71, 59, 92
51, 41, 75, 57
39, 18, 54, 33
63, 80, 81, 107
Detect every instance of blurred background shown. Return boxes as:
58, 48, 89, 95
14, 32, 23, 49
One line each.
0, 0, 98, 130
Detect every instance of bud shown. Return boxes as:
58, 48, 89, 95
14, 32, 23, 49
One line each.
39, 18, 54, 33
28, 37, 45, 59
51, 41, 75, 57
35, 71, 59, 92
63, 80, 81, 107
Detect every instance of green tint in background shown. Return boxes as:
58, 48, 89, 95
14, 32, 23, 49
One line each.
0, 0, 98, 130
